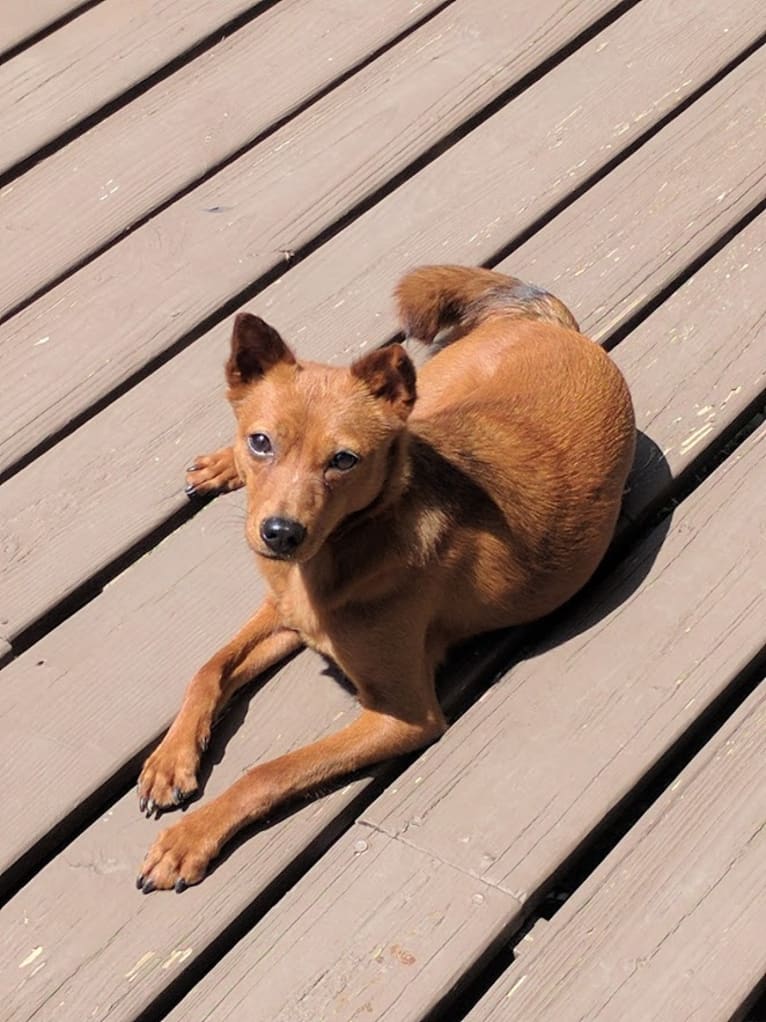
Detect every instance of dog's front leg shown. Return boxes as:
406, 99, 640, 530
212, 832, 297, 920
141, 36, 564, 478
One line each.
137, 598, 301, 815
137, 697, 446, 892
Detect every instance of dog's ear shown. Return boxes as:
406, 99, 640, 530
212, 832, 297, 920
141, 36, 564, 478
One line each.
226, 313, 296, 393
351, 343, 416, 421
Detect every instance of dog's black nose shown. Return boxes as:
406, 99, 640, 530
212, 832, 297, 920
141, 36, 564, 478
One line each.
260, 516, 306, 556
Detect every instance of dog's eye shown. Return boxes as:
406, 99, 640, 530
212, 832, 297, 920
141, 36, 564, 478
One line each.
247, 433, 273, 457
328, 450, 359, 471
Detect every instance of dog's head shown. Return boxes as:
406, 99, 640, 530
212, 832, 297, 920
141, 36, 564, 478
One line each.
226, 312, 416, 563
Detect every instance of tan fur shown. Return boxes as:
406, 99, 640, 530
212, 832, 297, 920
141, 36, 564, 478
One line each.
136, 265, 635, 892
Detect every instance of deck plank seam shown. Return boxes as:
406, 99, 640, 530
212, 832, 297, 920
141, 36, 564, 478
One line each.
0, 0, 461, 330
603, 185, 766, 348
0, 0, 649, 485
0, 0, 285, 190
120, 771, 423, 1022
4, 16, 761, 492
0, 0, 102, 66
481, 32, 766, 307
436, 661, 766, 1021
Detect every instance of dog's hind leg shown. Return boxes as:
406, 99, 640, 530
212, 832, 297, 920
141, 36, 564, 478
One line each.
185, 445, 243, 496
137, 598, 301, 818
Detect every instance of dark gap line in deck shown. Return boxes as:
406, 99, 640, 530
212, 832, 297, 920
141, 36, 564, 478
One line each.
0, 0, 646, 488
7, 500, 207, 658
0, 0, 284, 190
128, 765, 412, 1022
425, 657, 766, 1022
604, 192, 766, 352
629, 396, 766, 542
0, 0, 460, 329
482, 31, 766, 278
0, 0, 103, 65
0, 649, 298, 905
742, 976, 766, 1022
0, 741, 152, 904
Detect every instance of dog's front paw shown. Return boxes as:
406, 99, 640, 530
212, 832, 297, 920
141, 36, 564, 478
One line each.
136, 809, 219, 892
185, 446, 243, 497
137, 734, 205, 816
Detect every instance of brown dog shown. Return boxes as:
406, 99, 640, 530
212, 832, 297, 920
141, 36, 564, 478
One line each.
136, 265, 635, 892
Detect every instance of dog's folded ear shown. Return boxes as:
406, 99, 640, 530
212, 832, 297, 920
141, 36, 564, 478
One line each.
226, 313, 296, 394
351, 343, 417, 421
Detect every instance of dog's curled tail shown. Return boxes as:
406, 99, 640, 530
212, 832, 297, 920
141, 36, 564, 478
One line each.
395, 264, 579, 344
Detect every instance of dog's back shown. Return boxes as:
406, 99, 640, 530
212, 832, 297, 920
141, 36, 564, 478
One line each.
395, 265, 636, 628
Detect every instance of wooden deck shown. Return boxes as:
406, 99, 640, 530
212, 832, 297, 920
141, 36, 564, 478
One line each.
1, 1, 765, 1018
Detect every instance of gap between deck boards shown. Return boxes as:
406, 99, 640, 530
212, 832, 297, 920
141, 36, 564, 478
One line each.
0, 0, 458, 324
0, 0, 641, 473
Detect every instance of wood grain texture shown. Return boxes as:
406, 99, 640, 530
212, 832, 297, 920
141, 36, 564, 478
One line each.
0, 646, 365, 1022
3, 15, 764, 644
467, 683, 766, 1022
0, 496, 270, 878
0, 0, 83, 55
613, 213, 766, 519
0, 0, 449, 316
0, 0, 279, 176
124, 424, 766, 1022
162, 826, 519, 1022
0, 0, 629, 466
244, 29, 765, 357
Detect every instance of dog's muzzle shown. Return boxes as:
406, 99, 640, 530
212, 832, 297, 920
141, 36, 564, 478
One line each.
260, 516, 307, 557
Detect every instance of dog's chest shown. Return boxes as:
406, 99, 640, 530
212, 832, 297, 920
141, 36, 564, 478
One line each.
271, 573, 336, 658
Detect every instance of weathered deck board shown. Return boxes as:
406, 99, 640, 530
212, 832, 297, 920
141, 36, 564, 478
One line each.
0, 498, 266, 882
0, 649, 366, 1022
467, 682, 766, 1022
0, 0, 450, 317
1, 210, 762, 892
261, 38, 764, 355
2, 23, 763, 645
612, 218, 766, 522
0, 0, 633, 468
1, 217, 764, 1021
0, 0, 84, 55
176, 828, 522, 1022
158, 422, 766, 1022
0, 0, 278, 177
